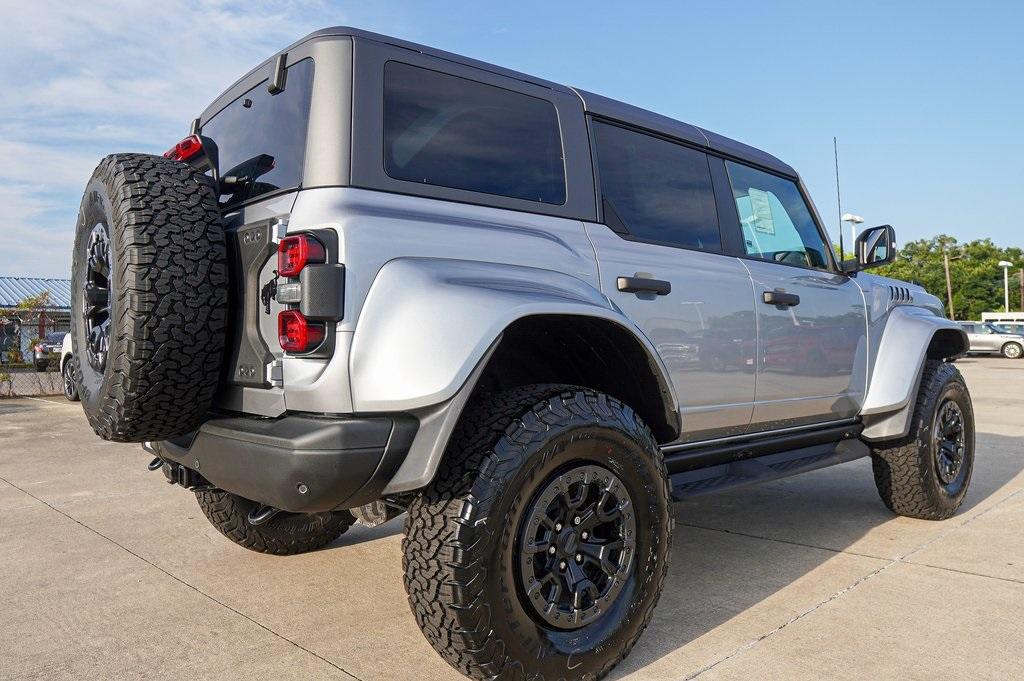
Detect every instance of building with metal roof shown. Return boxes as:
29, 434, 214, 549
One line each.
0, 277, 72, 362
0, 277, 71, 309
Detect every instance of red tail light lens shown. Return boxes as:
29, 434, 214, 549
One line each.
34, 345, 44, 353
278, 234, 326, 277
163, 135, 204, 162
278, 310, 325, 353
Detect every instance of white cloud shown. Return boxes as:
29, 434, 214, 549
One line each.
1, 0, 340, 277
0, 185, 75, 278
0, 141, 98, 187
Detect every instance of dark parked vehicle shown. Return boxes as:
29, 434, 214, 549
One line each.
32, 331, 64, 371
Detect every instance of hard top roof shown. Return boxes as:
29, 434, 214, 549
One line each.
213, 26, 797, 178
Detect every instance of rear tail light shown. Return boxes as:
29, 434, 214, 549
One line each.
278, 310, 325, 353
278, 234, 326, 277
163, 135, 204, 162
34, 344, 44, 353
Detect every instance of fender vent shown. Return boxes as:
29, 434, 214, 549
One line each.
888, 285, 912, 305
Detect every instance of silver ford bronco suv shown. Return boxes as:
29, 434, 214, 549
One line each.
70, 27, 973, 681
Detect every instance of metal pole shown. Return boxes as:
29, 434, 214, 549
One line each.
1019, 268, 1023, 312
834, 138, 844, 263
1005, 266, 1011, 313
943, 249, 955, 320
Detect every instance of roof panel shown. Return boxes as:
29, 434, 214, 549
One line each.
0, 277, 72, 309
204, 26, 801, 181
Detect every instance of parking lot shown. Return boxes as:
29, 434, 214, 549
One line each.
1, 357, 1022, 680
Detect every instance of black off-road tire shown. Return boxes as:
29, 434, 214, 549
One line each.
403, 384, 672, 681
1002, 341, 1023, 359
70, 153, 228, 442
871, 360, 975, 520
195, 490, 356, 556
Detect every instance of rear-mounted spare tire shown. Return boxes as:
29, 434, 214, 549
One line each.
71, 153, 228, 442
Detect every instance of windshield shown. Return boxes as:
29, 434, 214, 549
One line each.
200, 58, 314, 208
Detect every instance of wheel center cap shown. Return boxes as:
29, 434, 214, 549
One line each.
561, 531, 579, 555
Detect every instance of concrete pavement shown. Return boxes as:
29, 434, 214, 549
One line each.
1, 358, 1022, 680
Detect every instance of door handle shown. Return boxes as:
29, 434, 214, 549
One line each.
762, 290, 800, 306
617, 276, 671, 296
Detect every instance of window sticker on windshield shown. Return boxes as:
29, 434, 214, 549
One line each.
748, 188, 775, 235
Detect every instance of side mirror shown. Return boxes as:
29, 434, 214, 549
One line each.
842, 224, 896, 273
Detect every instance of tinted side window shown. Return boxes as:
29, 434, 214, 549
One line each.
593, 121, 720, 251
383, 62, 565, 204
201, 58, 314, 207
725, 161, 830, 270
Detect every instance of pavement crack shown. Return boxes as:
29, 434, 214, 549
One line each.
0, 474, 363, 681
905, 561, 1024, 585
686, 487, 1024, 679
676, 521, 882, 560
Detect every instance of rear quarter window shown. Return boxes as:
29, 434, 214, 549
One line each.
382, 61, 566, 205
200, 58, 314, 207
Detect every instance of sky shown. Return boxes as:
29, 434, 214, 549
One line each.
2, 0, 1022, 278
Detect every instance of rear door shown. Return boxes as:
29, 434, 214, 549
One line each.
585, 120, 757, 440
719, 160, 868, 427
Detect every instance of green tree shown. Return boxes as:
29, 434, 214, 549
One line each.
874, 236, 1023, 320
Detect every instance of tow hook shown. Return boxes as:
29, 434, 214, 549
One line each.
146, 455, 214, 492
247, 505, 281, 526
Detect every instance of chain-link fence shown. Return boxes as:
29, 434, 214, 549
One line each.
0, 364, 64, 397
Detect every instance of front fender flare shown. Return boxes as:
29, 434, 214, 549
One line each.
349, 257, 679, 419
860, 306, 968, 441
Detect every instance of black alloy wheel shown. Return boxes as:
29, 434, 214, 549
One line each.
82, 223, 112, 373
518, 463, 636, 630
933, 399, 966, 487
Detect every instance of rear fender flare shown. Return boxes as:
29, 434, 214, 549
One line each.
349, 257, 679, 417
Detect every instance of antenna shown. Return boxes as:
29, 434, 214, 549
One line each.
834, 137, 845, 264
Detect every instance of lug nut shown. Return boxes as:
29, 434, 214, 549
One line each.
554, 522, 562, 532
581, 531, 588, 540
559, 560, 567, 570
548, 545, 556, 555
296, 483, 309, 494
573, 516, 581, 525
575, 553, 583, 563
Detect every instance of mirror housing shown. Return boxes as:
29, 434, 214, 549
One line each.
841, 224, 897, 273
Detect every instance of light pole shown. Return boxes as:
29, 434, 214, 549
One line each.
942, 242, 961, 320
999, 260, 1014, 312
842, 213, 864, 252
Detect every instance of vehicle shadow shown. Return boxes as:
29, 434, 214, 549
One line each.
609, 431, 1024, 678
318, 432, 1023, 678
331, 514, 406, 546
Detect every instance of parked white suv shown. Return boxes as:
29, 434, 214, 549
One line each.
68, 27, 974, 681
958, 321, 1024, 358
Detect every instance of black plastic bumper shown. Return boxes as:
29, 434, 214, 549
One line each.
150, 413, 418, 513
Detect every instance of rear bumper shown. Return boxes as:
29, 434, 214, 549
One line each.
149, 413, 417, 513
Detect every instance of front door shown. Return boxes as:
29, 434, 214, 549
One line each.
586, 121, 757, 441
721, 160, 868, 427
